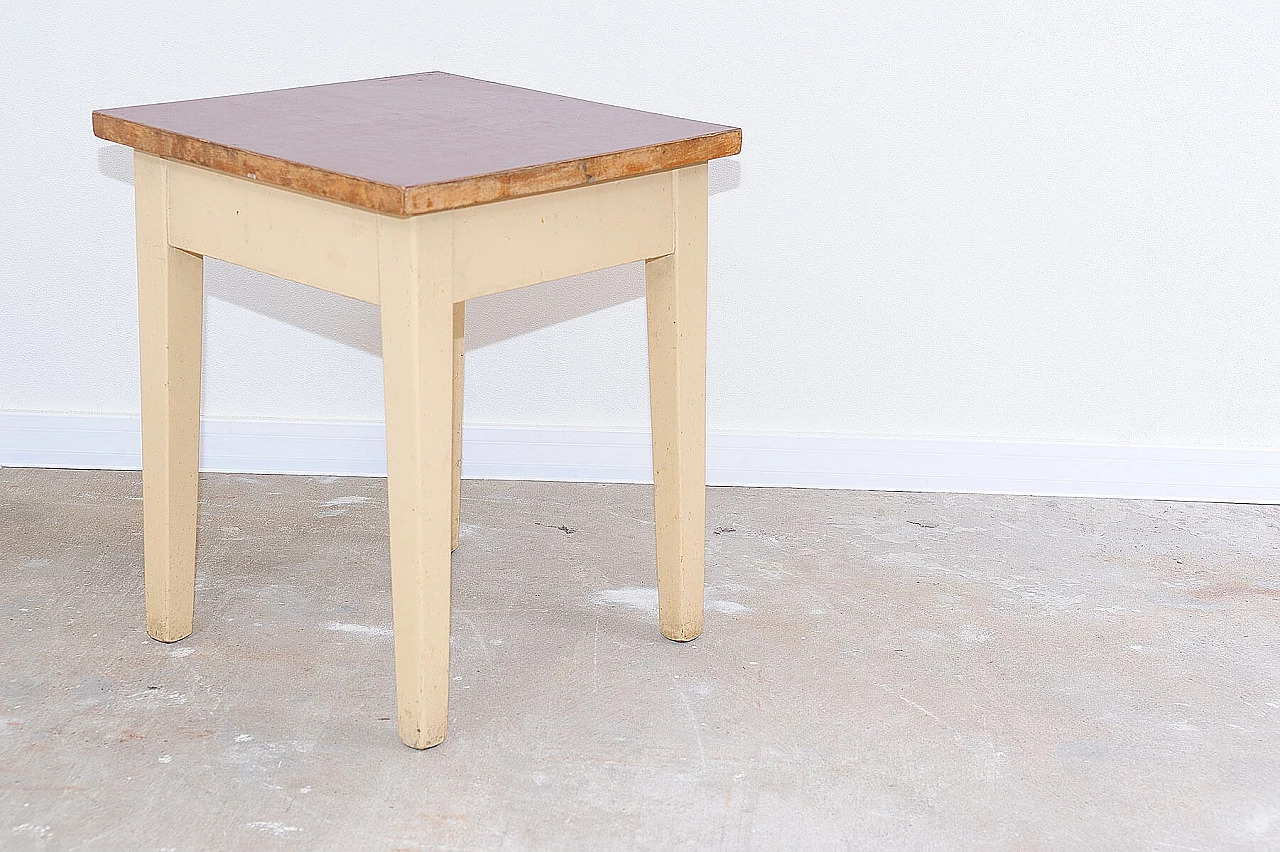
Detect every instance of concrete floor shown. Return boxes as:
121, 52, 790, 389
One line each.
2, 468, 1279, 851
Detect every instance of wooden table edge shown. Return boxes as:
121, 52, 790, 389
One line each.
92, 112, 741, 216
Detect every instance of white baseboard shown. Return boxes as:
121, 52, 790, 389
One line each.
4, 410, 1280, 503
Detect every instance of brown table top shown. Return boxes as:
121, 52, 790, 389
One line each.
92, 72, 741, 216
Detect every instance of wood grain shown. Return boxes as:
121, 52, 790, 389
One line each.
93, 72, 741, 216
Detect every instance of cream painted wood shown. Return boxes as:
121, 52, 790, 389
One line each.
451, 301, 465, 552
134, 152, 206, 643
377, 211, 457, 749
166, 159, 382, 305
645, 164, 708, 642
130, 152, 712, 749
451, 170, 673, 301
162, 157, 675, 307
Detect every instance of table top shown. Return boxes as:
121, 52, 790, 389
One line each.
92, 72, 741, 216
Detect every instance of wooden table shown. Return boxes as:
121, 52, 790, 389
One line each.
93, 72, 741, 748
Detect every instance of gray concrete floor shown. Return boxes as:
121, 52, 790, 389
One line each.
2, 468, 1279, 851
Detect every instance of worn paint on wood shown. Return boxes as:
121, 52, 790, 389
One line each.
104, 83, 728, 749
92, 72, 741, 215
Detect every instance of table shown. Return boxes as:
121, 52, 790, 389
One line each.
92, 72, 741, 748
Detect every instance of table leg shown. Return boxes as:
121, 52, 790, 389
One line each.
379, 213, 455, 749
645, 164, 708, 642
135, 153, 204, 644
452, 301, 465, 552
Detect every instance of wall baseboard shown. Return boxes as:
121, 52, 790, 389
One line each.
4, 410, 1280, 503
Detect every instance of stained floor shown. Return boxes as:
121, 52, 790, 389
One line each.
2, 467, 1279, 851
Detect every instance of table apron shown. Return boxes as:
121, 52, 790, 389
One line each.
164, 155, 383, 304
156, 153, 681, 307
449, 168, 676, 301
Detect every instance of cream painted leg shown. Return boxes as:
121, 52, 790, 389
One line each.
135, 153, 205, 644
451, 301, 465, 552
379, 212, 456, 749
644, 164, 708, 642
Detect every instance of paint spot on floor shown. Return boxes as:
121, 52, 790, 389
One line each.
325, 622, 393, 637
958, 625, 993, 643
322, 496, 371, 507
245, 821, 302, 836
129, 689, 189, 706
707, 600, 748, 614
167, 647, 194, 658
596, 587, 659, 615
596, 588, 747, 616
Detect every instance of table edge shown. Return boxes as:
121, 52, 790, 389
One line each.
91, 112, 742, 216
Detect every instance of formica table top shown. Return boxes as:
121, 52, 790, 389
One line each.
93, 72, 741, 215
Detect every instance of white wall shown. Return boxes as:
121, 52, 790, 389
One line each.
3, 4, 1280, 497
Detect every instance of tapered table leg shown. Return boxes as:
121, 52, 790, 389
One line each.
645, 164, 708, 642
135, 152, 204, 644
379, 213, 456, 749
